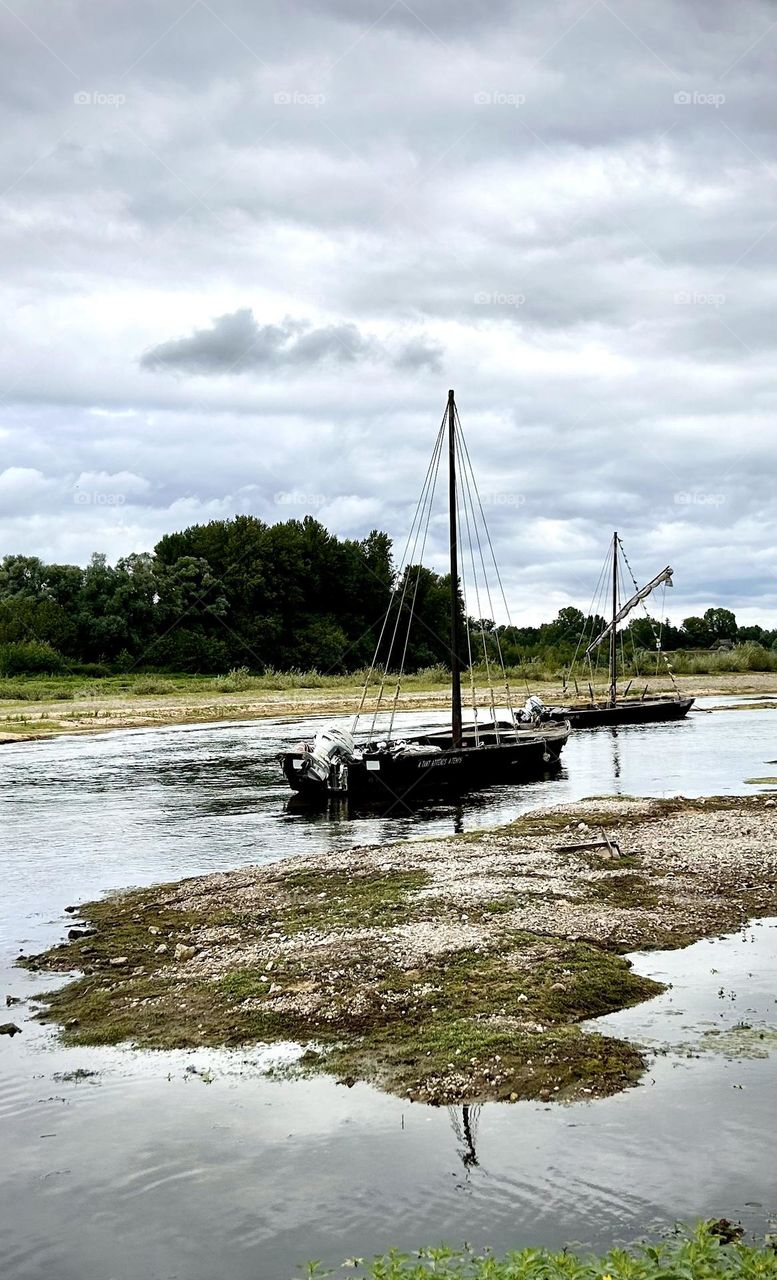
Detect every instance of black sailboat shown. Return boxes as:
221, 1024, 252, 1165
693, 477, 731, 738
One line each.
543, 532, 694, 729
282, 391, 570, 805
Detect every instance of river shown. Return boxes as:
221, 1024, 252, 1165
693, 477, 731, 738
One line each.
1, 698, 776, 1278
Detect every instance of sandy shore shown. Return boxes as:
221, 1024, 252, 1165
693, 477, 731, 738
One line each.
2, 671, 776, 743
25, 793, 777, 1105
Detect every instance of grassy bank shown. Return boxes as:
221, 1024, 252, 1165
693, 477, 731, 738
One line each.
3, 646, 777, 704
22, 795, 777, 1104
319, 1223, 777, 1279
1, 667, 776, 742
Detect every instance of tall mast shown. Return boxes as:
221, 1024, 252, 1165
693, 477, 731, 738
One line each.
609, 531, 618, 706
448, 389, 463, 747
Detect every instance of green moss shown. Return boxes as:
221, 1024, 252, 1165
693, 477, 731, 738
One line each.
585, 872, 661, 910
25, 887, 660, 1101
23, 793, 776, 1105
277, 868, 430, 933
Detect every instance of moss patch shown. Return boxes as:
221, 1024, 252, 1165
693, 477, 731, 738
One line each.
22, 794, 777, 1106
277, 868, 429, 933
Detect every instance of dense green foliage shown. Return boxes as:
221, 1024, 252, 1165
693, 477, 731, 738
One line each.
304, 1224, 777, 1280
0, 519, 447, 675
1, 519, 775, 676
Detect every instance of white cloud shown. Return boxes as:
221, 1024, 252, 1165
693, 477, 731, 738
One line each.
0, 0, 775, 624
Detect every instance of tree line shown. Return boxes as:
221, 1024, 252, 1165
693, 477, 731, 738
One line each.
0, 515, 774, 676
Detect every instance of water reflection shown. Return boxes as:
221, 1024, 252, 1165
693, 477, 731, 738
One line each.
449, 1104, 481, 1171
1, 702, 777, 1277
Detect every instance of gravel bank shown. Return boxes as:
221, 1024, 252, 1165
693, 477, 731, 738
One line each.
24, 794, 777, 1104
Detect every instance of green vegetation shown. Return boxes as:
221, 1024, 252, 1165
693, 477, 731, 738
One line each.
21, 794, 777, 1102
319, 1223, 777, 1280
22, 859, 659, 1103
0, 665, 451, 705
1, 523, 775, 682
278, 868, 430, 933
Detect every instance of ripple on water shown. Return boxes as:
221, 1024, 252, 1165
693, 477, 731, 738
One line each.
2, 708, 777, 1276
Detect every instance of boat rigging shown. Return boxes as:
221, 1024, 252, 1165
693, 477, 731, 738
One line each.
543, 533, 694, 728
282, 390, 570, 805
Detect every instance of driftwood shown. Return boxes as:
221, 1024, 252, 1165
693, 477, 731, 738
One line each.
556, 826, 621, 857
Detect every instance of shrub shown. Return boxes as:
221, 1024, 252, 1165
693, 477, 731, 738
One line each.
133, 677, 176, 695
214, 666, 254, 693
0, 641, 66, 676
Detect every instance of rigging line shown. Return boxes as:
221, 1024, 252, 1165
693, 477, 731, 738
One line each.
353, 409, 448, 733
456, 480, 480, 746
376, 429, 444, 740
656, 581, 667, 677
454, 411, 523, 704
455, 431, 504, 730
617, 536, 681, 696
593, 541, 617, 690
455, 412, 516, 627
617, 554, 629, 683
454, 418, 515, 720
386, 426, 445, 741
365, 413, 446, 739
455, 430, 498, 738
454, 412, 523, 695
569, 548, 610, 673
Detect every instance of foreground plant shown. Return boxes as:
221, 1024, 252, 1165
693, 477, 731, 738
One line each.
305, 1223, 777, 1280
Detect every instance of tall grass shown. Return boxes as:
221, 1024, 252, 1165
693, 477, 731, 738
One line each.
669, 644, 777, 675
1, 645, 775, 707
210, 664, 454, 693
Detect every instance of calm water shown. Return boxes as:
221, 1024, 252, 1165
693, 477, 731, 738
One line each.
1, 698, 776, 1279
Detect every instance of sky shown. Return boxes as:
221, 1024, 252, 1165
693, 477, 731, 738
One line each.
1, 0, 776, 626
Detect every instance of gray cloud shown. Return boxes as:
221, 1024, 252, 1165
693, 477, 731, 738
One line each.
1, 0, 776, 623
139, 309, 441, 374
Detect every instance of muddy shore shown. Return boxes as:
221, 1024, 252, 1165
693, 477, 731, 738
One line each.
2, 671, 776, 743
23, 793, 777, 1105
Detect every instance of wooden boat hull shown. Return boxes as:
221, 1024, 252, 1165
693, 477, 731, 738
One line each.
283, 726, 569, 805
546, 696, 694, 729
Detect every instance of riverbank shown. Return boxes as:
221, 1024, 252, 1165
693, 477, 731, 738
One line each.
2, 671, 776, 742
331, 1224, 776, 1279
22, 793, 777, 1105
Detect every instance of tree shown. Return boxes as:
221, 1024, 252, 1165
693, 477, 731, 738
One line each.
703, 607, 737, 643
681, 616, 713, 648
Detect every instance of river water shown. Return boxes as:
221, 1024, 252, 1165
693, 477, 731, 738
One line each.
1, 698, 776, 1278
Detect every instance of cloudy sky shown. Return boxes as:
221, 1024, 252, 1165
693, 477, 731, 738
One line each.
1, 0, 776, 625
